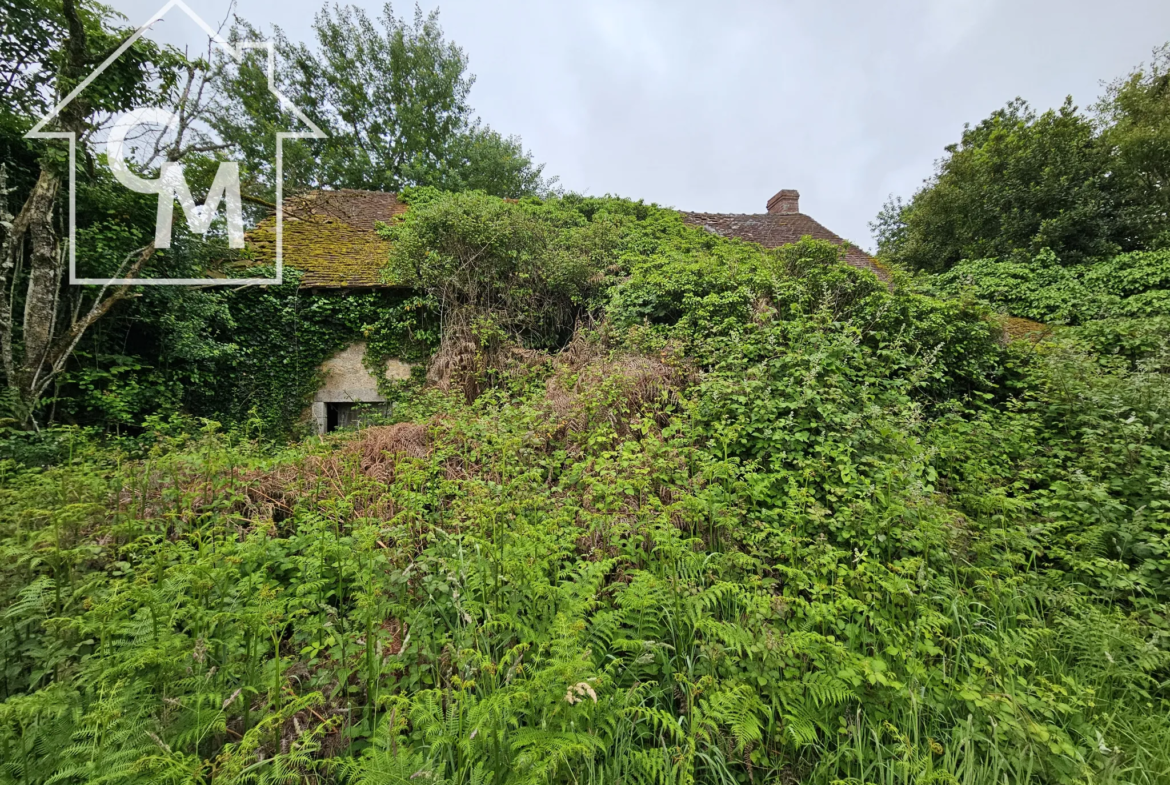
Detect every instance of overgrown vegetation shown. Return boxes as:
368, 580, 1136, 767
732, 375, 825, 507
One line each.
0, 0, 548, 430
3, 4, 1170, 782
874, 46, 1170, 272
926, 249, 1170, 325
3, 192, 1169, 784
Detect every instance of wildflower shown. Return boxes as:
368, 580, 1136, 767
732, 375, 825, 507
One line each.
565, 681, 598, 704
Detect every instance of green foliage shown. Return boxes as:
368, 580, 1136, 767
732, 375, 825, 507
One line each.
385, 189, 624, 349
1096, 44, 1170, 247
171, 271, 438, 438
5, 12, 1169, 781
1059, 316, 1170, 371
0, 0, 61, 131
4, 191, 1168, 785
928, 249, 1170, 324
45, 266, 438, 438
4, 0, 556, 427
211, 4, 554, 199
407, 122, 560, 200
0, 0, 184, 142
875, 98, 1124, 272
875, 42, 1170, 273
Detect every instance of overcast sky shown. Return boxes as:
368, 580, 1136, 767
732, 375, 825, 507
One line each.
107, 0, 1170, 251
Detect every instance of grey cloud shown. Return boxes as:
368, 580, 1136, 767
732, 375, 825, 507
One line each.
110, 0, 1170, 251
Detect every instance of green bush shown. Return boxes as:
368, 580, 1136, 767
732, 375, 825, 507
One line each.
1, 192, 1168, 785
929, 248, 1170, 324
385, 188, 624, 350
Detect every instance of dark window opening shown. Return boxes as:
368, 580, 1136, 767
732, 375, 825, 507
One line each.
324, 401, 391, 433
325, 402, 354, 433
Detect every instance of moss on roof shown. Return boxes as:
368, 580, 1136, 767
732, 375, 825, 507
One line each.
245, 189, 888, 289
245, 190, 408, 288
247, 216, 394, 287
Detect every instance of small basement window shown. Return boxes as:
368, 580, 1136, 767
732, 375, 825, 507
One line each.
325, 402, 354, 433
322, 401, 391, 433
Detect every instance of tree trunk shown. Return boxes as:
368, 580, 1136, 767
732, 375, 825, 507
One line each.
0, 0, 200, 428
1, 168, 62, 425
0, 163, 18, 387
17, 170, 62, 405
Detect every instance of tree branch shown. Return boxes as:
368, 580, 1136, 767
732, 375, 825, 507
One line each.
40, 243, 157, 391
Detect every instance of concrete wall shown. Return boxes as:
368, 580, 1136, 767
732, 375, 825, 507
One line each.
309, 342, 412, 434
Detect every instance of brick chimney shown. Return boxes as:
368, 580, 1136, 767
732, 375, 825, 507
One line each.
766, 189, 800, 215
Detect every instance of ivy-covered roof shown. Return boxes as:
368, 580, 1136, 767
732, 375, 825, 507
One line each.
246, 190, 408, 288
245, 188, 887, 288
681, 198, 888, 280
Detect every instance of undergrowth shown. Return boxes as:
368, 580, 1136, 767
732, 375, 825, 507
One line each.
1, 193, 1168, 784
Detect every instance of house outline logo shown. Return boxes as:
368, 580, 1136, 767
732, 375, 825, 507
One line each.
24, 0, 327, 287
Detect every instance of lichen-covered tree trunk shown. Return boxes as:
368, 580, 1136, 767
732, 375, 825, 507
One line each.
17, 170, 62, 404
1, 155, 164, 427
0, 169, 61, 425
1, 0, 223, 428
0, 164, 18, 389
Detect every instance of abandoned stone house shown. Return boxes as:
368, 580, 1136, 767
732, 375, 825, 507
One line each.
244, 188, 883, 433
245, 190, 413, 434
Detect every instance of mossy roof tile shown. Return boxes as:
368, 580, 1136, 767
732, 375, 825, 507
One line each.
681, 210, 888, 280
246, 190, 408, 288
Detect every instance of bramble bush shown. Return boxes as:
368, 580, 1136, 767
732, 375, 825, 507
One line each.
927, 249, 1170, 325
1, 193, 1168, 785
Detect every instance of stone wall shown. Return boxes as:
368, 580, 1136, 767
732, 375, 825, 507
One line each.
308, 342, 412, 434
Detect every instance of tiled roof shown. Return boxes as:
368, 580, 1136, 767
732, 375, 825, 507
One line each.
243, 189, 887, 288
246, 190, 408, 288
681, 211, 888, 280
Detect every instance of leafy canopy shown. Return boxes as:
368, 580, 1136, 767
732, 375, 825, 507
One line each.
874, 98, 1122, 271
211, 3, 556, 199
1097, 43, 1170, 247
929, 248, 1170, 325
875, 46, 1170, 272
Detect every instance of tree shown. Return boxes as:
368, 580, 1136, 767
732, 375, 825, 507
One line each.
386, 189, 607, 348
874, 98, 1124, 272
211, 2, 555, 200
403, 121, 558, 199
0, 0, 58, 138
1097, 43, 1170, 248
0, 0, 193, 427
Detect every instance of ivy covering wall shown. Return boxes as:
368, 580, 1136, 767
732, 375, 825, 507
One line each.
193, 271, 437, 435
53, 269, 439, 439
